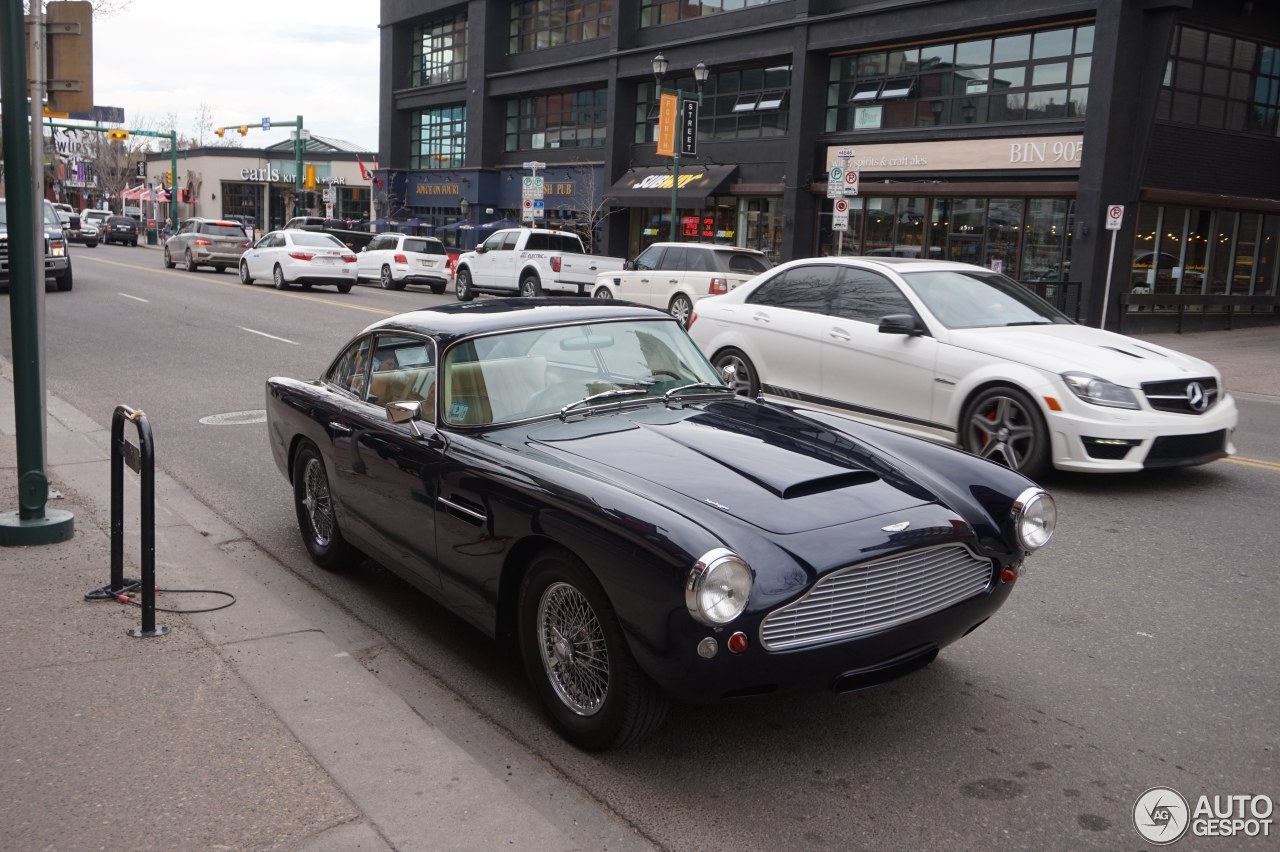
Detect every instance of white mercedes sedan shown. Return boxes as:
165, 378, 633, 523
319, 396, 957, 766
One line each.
688, 257, 1237, 478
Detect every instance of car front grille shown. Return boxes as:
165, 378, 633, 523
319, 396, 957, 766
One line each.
1141, 377, 1219, 414
1144, 430, 1229, 466
759, 545, 994, 651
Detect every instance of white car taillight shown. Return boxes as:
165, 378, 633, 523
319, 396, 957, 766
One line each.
288, 251, 315, 261
708, 277, 728, 295
394, 253, 407, 264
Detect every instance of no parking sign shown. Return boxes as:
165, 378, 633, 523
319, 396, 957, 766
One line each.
1106, 204, 1124, 230
833, 197, 850, 231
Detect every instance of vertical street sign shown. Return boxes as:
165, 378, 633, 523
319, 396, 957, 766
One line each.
261, 117, 271, 132
657, 93, 678, 158
827, 166, 845, 199
832, 198, 850, 231
1106, 204, 1124, 230
680, 100, 698, 157
1100, 204, 1125, 330
845, 169, 860, 196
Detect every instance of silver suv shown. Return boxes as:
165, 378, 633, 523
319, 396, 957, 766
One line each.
163, 217, 250, 272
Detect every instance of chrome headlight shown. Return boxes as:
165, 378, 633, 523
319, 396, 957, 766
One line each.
50, 239, 67, 257
1061, 372, 1140, 409
685, 548, 752, 625
1011, 487, 1056, 552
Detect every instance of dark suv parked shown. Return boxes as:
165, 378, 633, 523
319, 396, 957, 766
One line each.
103, 216, 140, 246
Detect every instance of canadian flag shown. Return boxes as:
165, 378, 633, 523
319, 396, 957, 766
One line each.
357, 157, 378, 182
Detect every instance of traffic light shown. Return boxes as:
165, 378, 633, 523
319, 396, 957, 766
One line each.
180, 188, 190, 203
166, 169, 173, 188
107, 129, 129, 140
238, 125, 249, 136
304, 164, 317, 190
215, 127, 225, 138
135, 160, 145, 179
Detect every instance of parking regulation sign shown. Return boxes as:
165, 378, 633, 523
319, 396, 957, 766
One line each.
1106, 204, 1124, 231
827, 166, 845, 199
844, 169, 860, 196
832, 197, 850, 231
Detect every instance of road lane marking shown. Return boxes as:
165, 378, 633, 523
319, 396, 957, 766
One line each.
240, 327, 298, 345
1226, 456, 1280, 473
77, 255, 397, 317
118, 293, 149, 302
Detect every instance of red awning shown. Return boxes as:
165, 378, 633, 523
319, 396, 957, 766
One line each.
119, 184, 170, 202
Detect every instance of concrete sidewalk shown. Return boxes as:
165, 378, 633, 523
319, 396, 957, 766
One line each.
0, 359, 655, 851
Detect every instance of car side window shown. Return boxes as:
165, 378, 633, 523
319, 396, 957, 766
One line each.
327, 337, 372, 399
829, 269, 916, 323
367, 334, 438, 421
658, 246, 686, 271
746, 265, 841, 314
480, 232, 505, 252
634, 245, 664, 270
726, 252, 770, 274
503, 231, 522, 250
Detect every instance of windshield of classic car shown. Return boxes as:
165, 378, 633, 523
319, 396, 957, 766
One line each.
902, 269, 1071, 329
441, 319, 727, 426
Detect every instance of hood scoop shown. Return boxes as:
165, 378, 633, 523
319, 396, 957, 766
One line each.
534, 404, 931, 534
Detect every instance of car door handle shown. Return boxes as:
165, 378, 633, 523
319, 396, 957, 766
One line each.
438, 496, 486, 524
829, 328, 852, 342
751, 312, 771, 323
328, 422, 352, 435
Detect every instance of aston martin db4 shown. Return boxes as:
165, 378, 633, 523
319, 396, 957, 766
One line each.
266, 300, 1056, 750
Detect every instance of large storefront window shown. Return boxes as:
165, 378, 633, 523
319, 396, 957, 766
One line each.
505, 88, 608, 151
635, 64, 791, 143
412, 15, 467, 87
826, 22, 1093, 132
1131, 203, 1280, 302
221, 183, 262, 230
818, 194, 1078, 284
509, 0, 612, 54
1157, 26, 1280, 136
411, 107, 467, 169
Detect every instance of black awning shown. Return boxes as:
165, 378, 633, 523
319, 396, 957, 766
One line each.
606, 164, 737, 206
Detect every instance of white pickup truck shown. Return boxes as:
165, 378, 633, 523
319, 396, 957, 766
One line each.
453, 227, 625, 300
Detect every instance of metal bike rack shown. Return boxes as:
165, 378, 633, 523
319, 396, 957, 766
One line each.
84, 405, 168, 637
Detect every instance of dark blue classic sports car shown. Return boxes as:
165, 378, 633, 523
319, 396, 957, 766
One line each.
266, 300, 1055, 750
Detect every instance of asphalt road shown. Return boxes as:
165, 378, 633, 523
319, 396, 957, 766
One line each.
4, 243, 1278, 850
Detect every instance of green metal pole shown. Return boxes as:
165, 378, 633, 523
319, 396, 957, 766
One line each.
0, 1, 73, 545
295, 114, 304, 216
169, 132, 179, 230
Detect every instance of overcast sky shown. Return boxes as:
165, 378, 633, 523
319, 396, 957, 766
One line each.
92, 0, 380, 151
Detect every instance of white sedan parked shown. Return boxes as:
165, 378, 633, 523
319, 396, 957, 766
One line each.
239, 229, 357, 292
688, 257, 1238, 478
357, 232, 451, 293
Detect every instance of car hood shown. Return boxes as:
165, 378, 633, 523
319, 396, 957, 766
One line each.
524, 402, 939, 535
946, 324, 1220, 385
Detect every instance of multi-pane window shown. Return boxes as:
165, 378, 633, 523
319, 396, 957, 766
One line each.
505, 88, 608, 151
635, 65, 791, 143
410, 106, 467, 169
411, 15, 467, 87
1157, 26, 1280, 136
826, 23, 1094, 132
509, 0, 612, 54
639, 0, 783, 27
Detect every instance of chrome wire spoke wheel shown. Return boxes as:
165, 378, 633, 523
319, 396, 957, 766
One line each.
301, 457, 335, 547
537, 581, 609, 716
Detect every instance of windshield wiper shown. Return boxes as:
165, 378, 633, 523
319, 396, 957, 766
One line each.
558, 388, 646, 418
1005, 320, 1055, 326
662, 382, 736, 403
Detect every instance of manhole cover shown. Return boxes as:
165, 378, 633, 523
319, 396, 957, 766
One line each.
199, 410, 267, 426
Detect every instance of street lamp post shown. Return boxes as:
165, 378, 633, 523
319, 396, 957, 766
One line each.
652, 54, 709, 242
